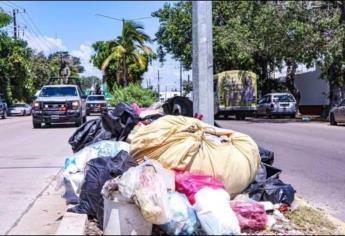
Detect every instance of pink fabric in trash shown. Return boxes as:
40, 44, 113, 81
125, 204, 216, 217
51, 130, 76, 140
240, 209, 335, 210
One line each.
230, 201, 268, 231
174, 170, 225, 205
131, 103, 143, 115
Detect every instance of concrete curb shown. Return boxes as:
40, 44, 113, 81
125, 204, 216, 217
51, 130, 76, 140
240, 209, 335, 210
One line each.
55, 205, 87, 235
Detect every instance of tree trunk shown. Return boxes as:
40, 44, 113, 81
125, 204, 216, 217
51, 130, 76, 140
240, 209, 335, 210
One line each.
122, 56, 128, 86
285, 59, 301, 113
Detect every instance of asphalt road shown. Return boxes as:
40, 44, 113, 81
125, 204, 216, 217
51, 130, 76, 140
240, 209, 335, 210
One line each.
218, 118, 345, 221
0, 116, 82, 235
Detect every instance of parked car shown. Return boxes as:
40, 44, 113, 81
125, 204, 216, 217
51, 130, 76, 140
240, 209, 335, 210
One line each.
329, 99, 345, 125
8, 103, 32, 116
0, 96, 8, 119
256, 93, 297, 118
32, 84, 87, 128
86, 95, 107, 115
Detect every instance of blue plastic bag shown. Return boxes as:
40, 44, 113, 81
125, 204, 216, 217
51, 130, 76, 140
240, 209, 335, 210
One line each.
160, 192, 199, 235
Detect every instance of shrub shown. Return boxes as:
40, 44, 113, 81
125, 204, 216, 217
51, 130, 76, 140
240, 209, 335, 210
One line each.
110, 83, 157, 107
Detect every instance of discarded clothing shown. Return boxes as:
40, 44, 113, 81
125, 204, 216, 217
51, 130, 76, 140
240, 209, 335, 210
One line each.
160, 192, 199, 235
194, 187, 241, 235
175, 170, 225, 205
130, 115, 260, 197
230, 201, 268, 232
67, 151, 137, 227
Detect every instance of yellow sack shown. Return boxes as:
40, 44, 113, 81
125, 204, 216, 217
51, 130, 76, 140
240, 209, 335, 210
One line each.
130, 115, 260, 197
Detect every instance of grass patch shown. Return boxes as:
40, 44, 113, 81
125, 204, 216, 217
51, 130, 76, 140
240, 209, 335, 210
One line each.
285, 206, 336, 235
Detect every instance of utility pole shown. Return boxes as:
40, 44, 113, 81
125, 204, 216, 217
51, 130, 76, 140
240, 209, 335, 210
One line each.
13, 9, 18, 40
157, 70, 160, 95
192, 1, 214, 125
180, 62, 183, 95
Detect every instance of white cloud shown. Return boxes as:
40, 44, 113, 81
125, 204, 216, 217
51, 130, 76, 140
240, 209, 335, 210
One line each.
23, 32, 67, 55
70, 42, 102, 78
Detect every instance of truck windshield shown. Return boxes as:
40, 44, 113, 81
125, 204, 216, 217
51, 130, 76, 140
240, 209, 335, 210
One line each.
39, 87, 78, 97
273, 95, 295, 102
87, 96, 105, 101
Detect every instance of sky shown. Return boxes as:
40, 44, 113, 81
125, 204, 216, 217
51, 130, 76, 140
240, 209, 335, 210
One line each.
0, 1, 190, 92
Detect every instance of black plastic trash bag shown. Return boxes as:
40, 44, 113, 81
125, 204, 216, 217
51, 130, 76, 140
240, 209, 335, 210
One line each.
68, 119, 112, 152
259, 146, 274, 166
101, 102, 139, 141
255, 163, 281, 183
245, 178, 295, 205
67, 151, 137, 227
162, 96, 193, 117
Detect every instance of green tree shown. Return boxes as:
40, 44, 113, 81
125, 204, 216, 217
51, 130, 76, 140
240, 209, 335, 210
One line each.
79, 76, 100, 91
182, 79, 192, 96
30, 52, 52, 90
92, 21, 155, 87
152, 1, 340, 106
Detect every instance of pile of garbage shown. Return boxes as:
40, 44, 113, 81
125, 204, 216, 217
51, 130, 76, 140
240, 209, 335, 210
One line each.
59, 102, 296, 235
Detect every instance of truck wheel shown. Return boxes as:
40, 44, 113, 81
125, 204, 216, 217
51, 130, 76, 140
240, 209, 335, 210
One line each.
330, 113, 337, 126
33, 121, 41, 128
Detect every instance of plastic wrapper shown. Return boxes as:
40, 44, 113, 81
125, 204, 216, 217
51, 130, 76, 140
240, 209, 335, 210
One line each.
116, 160, 171, 225
230, 201, 268, 231
194, 187, 241, 235
160, 192, 199, 235
175, 170, 224, 205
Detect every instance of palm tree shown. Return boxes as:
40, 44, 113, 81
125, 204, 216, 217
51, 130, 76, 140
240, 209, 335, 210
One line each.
101, 20, 153, 86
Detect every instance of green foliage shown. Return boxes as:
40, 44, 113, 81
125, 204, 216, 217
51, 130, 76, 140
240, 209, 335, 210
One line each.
79, 76, 100, 91
0, 26, 84, 104
182, 79, 192, 96
91, 21, 155, 88
152, 1, 344, 95
109, 83, 157, 107
0, 11, 12, 28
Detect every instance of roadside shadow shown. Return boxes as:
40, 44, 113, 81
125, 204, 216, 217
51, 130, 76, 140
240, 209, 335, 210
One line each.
41, 123, 76, 129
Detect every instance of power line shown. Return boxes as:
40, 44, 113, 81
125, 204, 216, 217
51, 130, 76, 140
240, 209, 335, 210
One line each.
19, 11, 54, 54
0, 1, 15, 10
6, 1, 55, 54
5, 1, 25, 10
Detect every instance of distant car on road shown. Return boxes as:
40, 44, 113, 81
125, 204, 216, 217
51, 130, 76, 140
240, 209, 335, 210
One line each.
86, 95, 107, 115
329, 99, 345, 125
256, 93, 297, 118
8, 103, 32, 116
32, 85, 87, 128
0, 96, 8, 119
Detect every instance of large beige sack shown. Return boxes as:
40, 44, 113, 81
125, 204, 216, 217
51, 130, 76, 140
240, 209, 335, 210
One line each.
130, 115, 260, 197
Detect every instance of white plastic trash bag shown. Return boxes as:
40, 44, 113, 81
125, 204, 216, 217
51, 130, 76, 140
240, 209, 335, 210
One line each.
116, 160, 172, 225
160, 192, 199, 235
194, 187, 241, 235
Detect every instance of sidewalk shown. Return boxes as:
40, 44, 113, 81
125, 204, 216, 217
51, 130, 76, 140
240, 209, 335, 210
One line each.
7, 178, 65, 235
